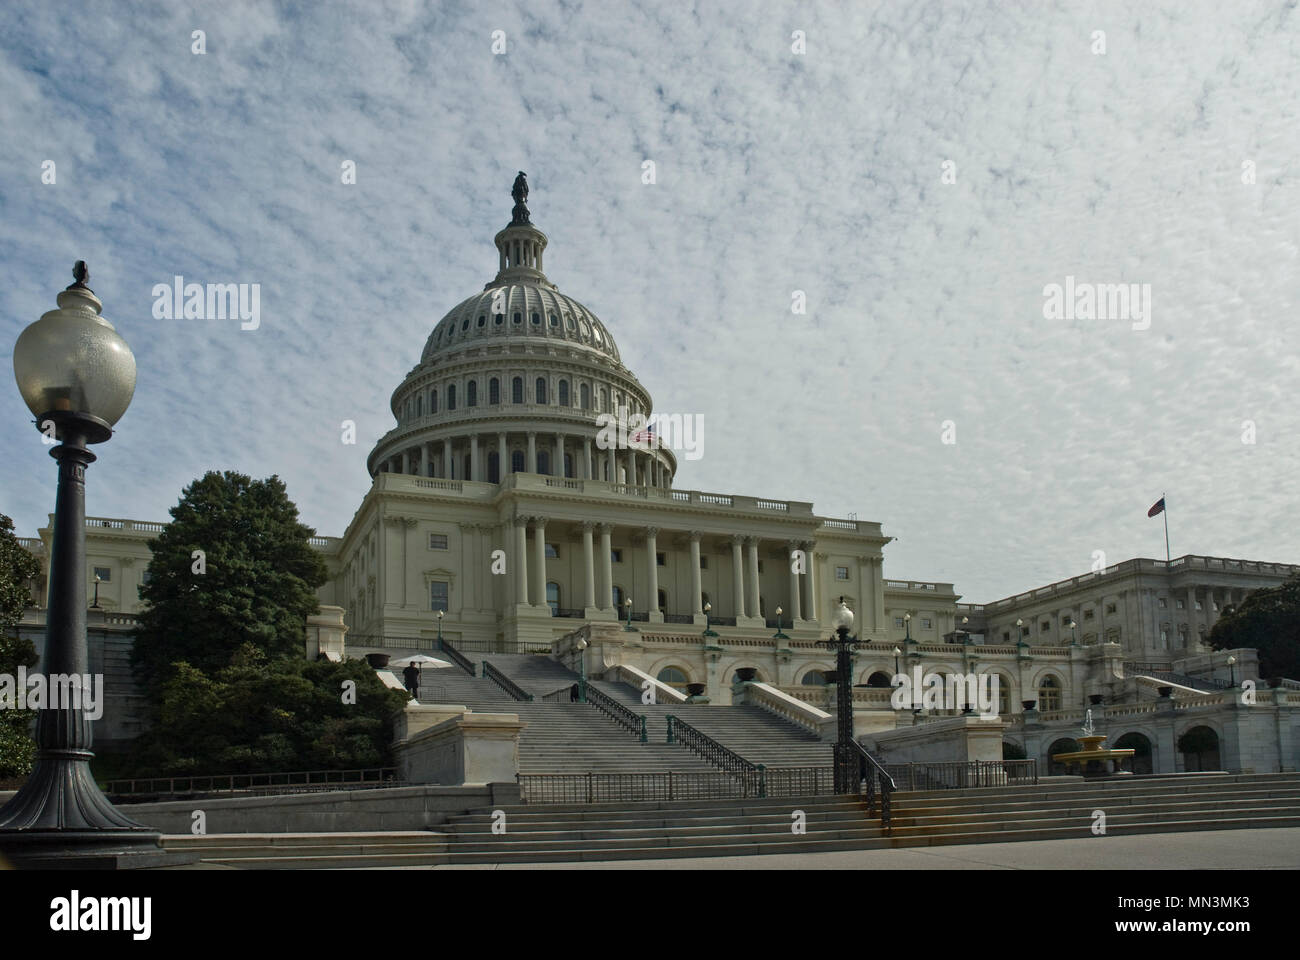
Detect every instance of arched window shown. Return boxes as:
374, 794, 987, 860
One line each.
430, 389, 438, 414
511, 450, 525, 473
866, 671, 891, 688
489, 378, 500, 405
447, 384, 457, 411
512, 377, 524, 404
657, 666, 689, 690
563, 453, 573, 478
535, 377, 548, 404
488, 451, 500, 483
466, 381, 477, 407
546, 582, 560, 615
1037, 676, 1061, 712
537, 451, 551, 476
558, 380, 570, 406
580, 383, 591, 409
599, 387, 608, 412
463, 454, 472, 481
416, 394, 422, 416
657, 589, 667, 614
803, 669, 831, 686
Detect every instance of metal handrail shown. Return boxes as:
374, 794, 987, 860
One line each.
482, 660, 533, 701
439, 638, 476, 676
851, 740, 894, 829
104, 766, 401, 800
666, 714, 765, 796
585, 684, 648, 742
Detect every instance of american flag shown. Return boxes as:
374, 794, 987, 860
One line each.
630, 423, 656, 445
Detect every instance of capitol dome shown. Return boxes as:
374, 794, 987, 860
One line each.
367, 174, 676, 489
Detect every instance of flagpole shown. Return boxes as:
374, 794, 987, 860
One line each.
1163, 491, 1170, 564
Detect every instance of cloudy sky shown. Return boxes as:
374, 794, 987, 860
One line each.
1, 0, 1297, 603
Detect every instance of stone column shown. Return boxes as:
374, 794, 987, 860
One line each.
582, 521, 597, 613
420, 444, 429, 478
730, 536, 746, 620
689, 532, 703, 615
803, 542, 818, 622
470, 434, 480, 482
527, 432, 537, 474
583, 439, 592, 480
532, 516, 548, 609
787, 540, 803, 622
514, 516, 529, 606
872, 556, 886, 633
498, 432, 508, 479
645, 527, 661, 622
746, 537, 761, 619
556, 432, 566, 478
442, 441, 452, 479
606, 444, 616, 484
402, 450, 410, 474
600, 524, 614, 611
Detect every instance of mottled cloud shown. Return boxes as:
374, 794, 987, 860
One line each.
1, 0, 1296, 603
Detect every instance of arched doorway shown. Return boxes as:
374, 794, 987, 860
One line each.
1113, 732, 1153, 775
799, 668, 829, 686
656, 666, 690, 692
866, 671, 892, 688
1046, 738, 1080, 776
1178, 725, 1221, 772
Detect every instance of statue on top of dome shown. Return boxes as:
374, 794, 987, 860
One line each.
510, 171, 531, 225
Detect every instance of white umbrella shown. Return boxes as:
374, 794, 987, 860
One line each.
388, 654, 452, 701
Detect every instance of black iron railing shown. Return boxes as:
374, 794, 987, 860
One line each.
104, 767, 403, 802
666, 714, 765, 796
585, 683, 648, 742
882, 758, 1038, 791
518, 765, 859, 804
347, 634, 553, 656
482, 660, 533, 701
439, 638, 476, 676
663, 613, 694, 624
852, 741, 895, 828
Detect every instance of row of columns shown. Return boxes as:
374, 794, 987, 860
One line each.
509, 517, 816, 622
385, 432, 671, 487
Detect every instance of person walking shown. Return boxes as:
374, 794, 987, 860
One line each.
403, 661, 420, 699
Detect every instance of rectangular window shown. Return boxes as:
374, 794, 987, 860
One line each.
921, 617, 932, 629
430, 581, 449, 612
1083, 609, 1094, 620
545, 543, 559, 559
1106, 603, 1117, 614
1194, 601, 1202, 611
1002, 631, 1011, 642
1040, 620, 1050, 632
93, 566, 111, 582
1158, 598, 1168, 608
894, 617, 904, 628
1176, 599, 1184, 609
656, 552, 666, 566
757, 561, 764, 573
835, 566, 849, 580
611, 549, 622, 563
699, 556, 708, 569
429, 534, 448, 550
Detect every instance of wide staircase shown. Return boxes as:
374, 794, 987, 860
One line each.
586, 679, 833, 769
171, 772, 1300, 867
412, 655, 720, 775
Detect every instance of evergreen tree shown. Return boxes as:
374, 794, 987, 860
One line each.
1208, 574, 1300, 681
0, 513, 41, 779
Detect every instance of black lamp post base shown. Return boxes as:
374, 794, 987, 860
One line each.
0, 832, 197, 870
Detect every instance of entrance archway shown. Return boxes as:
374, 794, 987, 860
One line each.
1113, 732, 1153, 774
1178, 725, 1221, 772
1046, 738, 1080, 776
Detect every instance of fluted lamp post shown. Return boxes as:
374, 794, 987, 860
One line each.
1, 263, 171, 868
623, 595, 638, 632
772, 605, 789, 640
819, 598, 863, 794
702, 601, 718, 638
436, 608, 445, 649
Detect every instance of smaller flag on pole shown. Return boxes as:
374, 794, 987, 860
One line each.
1147, 497, 1165, 518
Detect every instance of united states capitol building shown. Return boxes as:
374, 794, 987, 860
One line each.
15, 178, 1300, 776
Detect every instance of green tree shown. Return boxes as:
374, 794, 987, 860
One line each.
0, 513, 41, 779
130, 471, 328, 691
1207, 574, 1300, 681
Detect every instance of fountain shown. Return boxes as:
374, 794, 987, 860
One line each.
1050, 709, 1135, 777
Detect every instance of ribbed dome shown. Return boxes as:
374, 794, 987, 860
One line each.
420, 282, 621, 364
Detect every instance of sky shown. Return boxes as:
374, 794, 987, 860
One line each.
1, 0, 1297, 604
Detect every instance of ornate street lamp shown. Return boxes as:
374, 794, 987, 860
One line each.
623, 595, 637, 632
702, 600, 718, 638
1064, 615, 1078, 646
819, 598, 863, 794
91, 573, 102, 609
1227, 655, 1237, 687
1, 263, 168, 868
436, 608, 444, 649
893, 645, 902, 676
772, 605, 789, 640
575, 637, 589, 702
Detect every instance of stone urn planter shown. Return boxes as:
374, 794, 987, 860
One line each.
1266, 677, 1283, 689
735, 668, 758, 682
1021, 700, 1037, 711
1157, 686, 1173, 698
1089, 694, 1105, 705
686, 682, 707, 696
365, 653, 390, 668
